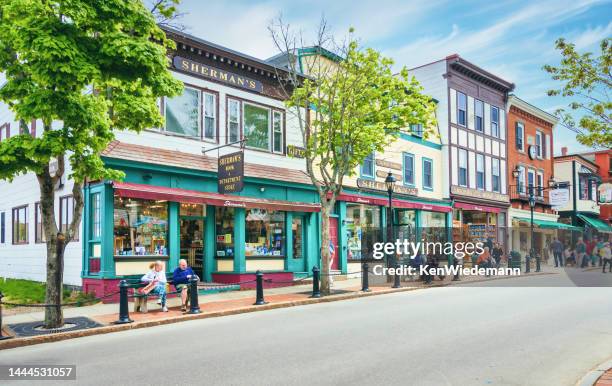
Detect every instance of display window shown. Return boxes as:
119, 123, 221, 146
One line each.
215, 207, 234, 257
346, 204, 381, 260
114, 197, 168, 256
292, 217, 303, 259
245, 209, 285, 257
421, 211, 447, 243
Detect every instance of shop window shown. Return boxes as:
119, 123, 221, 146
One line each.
12, 205, 28, 244
35, 202, 45, 243
91, 193, 101, 239
228, 98, 241, 143
59, 195, 78, 240
361, 152, 375, 178
292, 217, 303, 259
421, 211, 447, 244
273, 111, 283, 153
458, 149, 467, 186
515, 122, 524, 151
403, 153, 414, 185
165, 86, 201, 138
245, 209, 285, 257
244, 103, 270, 150
492, 159, 501, 193
346, 204, 381, 260
423, 158, 433, 190
114, 197, 168, 256
475, 100, 484, 132
491, 106, 499, 137
476, 154, 485, 190
0, 212, 4, 243
215, 207, 234, 257
457, 92, 467, 126
203, 92, 216, 140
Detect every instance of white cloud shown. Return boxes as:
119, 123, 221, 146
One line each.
570, 21, 612, 49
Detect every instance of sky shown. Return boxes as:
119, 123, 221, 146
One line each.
176, 0, 611, 155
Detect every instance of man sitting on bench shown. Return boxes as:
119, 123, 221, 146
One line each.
173, 259, 196, 312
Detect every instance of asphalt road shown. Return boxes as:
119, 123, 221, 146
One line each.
1, 273, 611, 386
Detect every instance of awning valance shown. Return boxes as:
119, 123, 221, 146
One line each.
335, 192, 452, 212
514, 217, 582, 231
454, 202, 501, 213
113, 182, 321, 212
577, 214, 612, 233
392, 199, 452, 213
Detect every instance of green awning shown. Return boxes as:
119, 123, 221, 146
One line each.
577, 214, 612, 233
514, 217, 582, 231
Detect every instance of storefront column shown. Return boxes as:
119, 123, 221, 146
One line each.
284, 212, 293, 270
338, 201, 347, 274
233, 207, 246, 273
305, 211, 318, 270
446, 212, 453, 265
381, 206, 387, 242
100, 182, 116, 277
204, 205, 215, 282
81, 184, 91, 278
168, 202, 180, 271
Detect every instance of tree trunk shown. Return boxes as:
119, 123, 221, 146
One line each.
319, 200, 333, 296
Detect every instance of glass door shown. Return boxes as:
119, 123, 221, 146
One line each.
180, 204, 206, 280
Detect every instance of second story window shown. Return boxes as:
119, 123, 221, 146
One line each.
243, 103, 285, 153
491, 106, 499, 137
273, 111, 283, 154
361, 152, 375, 178
203, 92, 217, 140
536, 172, 544, 197
403, 153, 414, 185
476, 154, 485, 190
527, 169, 535, 193
492, 158, 500, 193
0, 123, 9, 142
457, 92, 467, 126
12, 205, 28, 245
410, 124, 423, 137
515, 122, 524, 151
423, 158, 433, 190
535, 131, 542, 158
458, 149, 467, 186
228, 98, 241, 143
165, 86, 201, 138
475, 100, 484, 132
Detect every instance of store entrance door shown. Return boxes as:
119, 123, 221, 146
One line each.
180, 217, 204, 280
329, 218, 340, 270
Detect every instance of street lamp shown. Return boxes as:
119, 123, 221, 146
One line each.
528, 187, 536, 273
385, 171, 400, 288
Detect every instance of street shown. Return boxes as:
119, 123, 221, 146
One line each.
0, 273, 611, 386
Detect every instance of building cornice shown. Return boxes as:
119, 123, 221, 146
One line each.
508, 95, 558, 127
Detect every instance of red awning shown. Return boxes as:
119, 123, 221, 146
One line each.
454, 202, 501, 213
392, 199, 452, 213
336, 193, 390, 207
113, 182, 321, 212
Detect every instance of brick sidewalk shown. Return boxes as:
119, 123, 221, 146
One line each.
595, 369, 612, 386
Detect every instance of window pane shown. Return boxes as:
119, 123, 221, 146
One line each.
215, 207, 234, 257
228, 99, 240, 143
346, 204, 381, 260
244, 104, 269, 150
114, 197, 168, 256
273, 111, 283, 153
292, 217, 303, 259
92, 193, 101, 239
204, 93, 216, 140
362, 153, 374, 177
245, 209, 285, 256
165, 87, 200, 137
404, 154, 414, 184
424, 160, 432, 188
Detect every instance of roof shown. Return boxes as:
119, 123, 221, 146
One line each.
508, 95, 558, 126
102, 141, 313, 186
446, 55, 515, 92
554, 153, 600, 170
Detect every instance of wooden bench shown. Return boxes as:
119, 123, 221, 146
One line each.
128, 280, 189, 313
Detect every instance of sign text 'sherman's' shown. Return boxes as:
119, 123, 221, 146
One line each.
174, 56, 263, 93
218, 151, 244, 194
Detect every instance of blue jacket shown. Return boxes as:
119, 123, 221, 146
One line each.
173, 267, 195, 285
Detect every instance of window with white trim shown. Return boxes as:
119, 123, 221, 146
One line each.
536, 171, 544, 197
273, 111, 283, 154
476, 154, 485, 190
60, 195, 78, 240
203, 92, 216, 140
403, 153, 414, 185
164, 86, 201, 138
242, 102, 285, 153
527, 169, 535, 194
491, 106, 499, 137
458, 149, 468, 186
517, 166, 526, 194
457, 92, 467, 126
423, 158, 433, 190
515, 122, 524, 151
492, 158, 500, 193
228, 98, 240, 143
535, 131, 542, 158
361, 152, 375, 178
0, 212, 5, 244
12, 205, 28, 245
475, 100, 484, 132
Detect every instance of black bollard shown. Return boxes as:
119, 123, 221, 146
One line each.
188, 275, 201, 314
393, 260, 401, 288
362, 262, 371, 292
253, 271, 267, 305
536, 254, 541, 272
452, 258, 461, 281
311, 266, 321, 298
114, 280, 133, 324
0, 292, 12, 340
525, 255, 531, 273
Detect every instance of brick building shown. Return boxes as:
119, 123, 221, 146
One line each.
580, 149, 612, 225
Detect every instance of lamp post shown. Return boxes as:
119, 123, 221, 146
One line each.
529, 187, 536, 273
385, 171, 400, 288
511, 166, 521, 270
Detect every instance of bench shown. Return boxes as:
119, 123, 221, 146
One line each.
127, 281, 190, 313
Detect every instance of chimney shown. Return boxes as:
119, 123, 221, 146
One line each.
561, 147, 568, 156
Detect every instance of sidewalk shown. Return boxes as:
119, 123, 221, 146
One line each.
0, 268, 557, 349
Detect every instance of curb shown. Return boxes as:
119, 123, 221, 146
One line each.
0, 271, 554, 351
576, 358, 612, 386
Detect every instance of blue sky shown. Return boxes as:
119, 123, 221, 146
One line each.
178, 0, 611, 154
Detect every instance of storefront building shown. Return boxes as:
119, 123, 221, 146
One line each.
411, 55, 515, 254
580, 150, 612, 225
80, 28, 322, 296
506, 95, 562, 258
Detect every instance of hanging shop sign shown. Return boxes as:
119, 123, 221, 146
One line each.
173, 56, 263, 93
218, 151, 244, 194
357, 178, 418, 196
549, 188, 570, 207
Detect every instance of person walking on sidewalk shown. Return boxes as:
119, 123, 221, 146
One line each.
492, 243, 503, 267
576, 238, 587, 268
551, 237, 564, 267
601, 242, 612, 273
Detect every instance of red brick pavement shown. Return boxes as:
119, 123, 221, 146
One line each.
596, 369, 612, 386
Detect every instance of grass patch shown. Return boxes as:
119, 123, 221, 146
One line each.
0, 278, 97, 306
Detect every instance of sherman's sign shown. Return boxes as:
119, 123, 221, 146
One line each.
218, 151, 244, 194
451, 186, 509, 203
173, 56, 263, 93
357, 178, 418, 196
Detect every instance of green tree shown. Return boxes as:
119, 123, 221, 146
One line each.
270, 19, 437, 295
0, 0, 182, 328
544, 37, 611, 149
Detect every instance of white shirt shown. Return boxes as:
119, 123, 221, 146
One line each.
141, 269, 167, 284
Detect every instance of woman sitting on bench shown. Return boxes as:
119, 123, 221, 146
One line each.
140, 261, 168, 312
